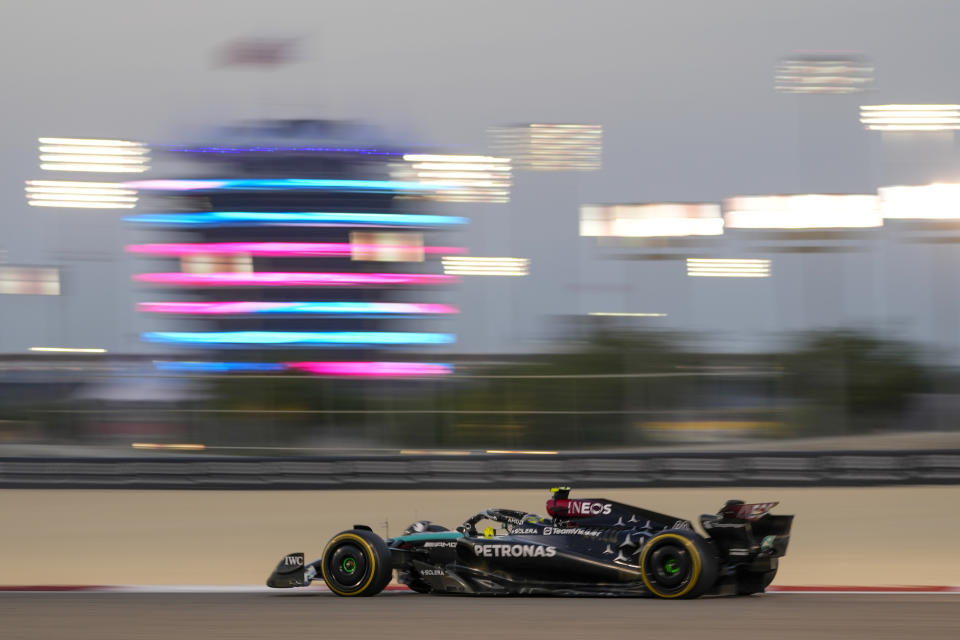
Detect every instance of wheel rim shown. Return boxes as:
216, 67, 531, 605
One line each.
642, 537, 698, 597
327, 543, 370, 591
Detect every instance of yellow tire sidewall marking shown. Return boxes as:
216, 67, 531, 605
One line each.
639, 533, 702, 599
321, 533, 378, 596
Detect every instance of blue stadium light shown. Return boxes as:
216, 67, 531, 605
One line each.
154, 361, 285, 373
125, 211, 468, 227
143, 331, 456, 346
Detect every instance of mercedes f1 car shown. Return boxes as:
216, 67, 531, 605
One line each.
267, 487, 792, 598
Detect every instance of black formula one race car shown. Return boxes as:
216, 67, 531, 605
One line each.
267, 487, 793, 599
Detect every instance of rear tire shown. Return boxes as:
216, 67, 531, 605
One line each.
320, 529, 393, 597
639, 530, 719, 599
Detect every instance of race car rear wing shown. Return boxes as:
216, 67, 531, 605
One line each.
701, 501, 793, 561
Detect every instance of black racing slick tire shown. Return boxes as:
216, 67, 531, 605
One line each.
639, 529, 719, 599
320, 529, 393, 597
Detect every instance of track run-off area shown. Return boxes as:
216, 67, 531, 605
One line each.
1, 591, 958, 640
3, 486, 959, 640
4, 486, 960, 586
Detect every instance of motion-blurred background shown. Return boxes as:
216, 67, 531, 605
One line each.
3, 0, 960, 456
5, 4, 960, 606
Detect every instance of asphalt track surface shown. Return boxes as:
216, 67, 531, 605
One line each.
2, 592, 958, 640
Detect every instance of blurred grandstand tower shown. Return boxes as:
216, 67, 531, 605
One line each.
126, 120, 464, 377
775, 52, 874, 193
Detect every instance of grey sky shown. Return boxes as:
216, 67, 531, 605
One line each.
4, 1, 960, 200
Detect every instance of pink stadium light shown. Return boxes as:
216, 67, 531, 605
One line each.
133, 272, 458, 286
126, 242, 466, 257
286, 362, 453, 376
137, 301, 459, 315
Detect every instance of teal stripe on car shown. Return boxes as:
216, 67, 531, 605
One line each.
393, 531, 464, 543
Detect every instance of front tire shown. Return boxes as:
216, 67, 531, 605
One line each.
639, 530, 718, 599
320, 529, 393, 597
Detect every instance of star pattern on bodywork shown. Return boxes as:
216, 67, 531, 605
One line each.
612, 528, 650, 565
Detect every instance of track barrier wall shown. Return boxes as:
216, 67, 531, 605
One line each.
1, 449, 959, 489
